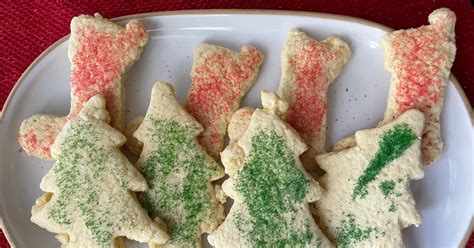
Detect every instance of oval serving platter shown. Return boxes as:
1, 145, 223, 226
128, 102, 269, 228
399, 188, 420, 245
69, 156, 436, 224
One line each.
0, 10, 472, 248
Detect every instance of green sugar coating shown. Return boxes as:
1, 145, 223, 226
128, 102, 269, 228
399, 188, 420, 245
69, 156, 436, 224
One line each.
234, 130, 318, 247
379, 180, 395, 197
49, 122, 132, 247
138, 117, 221, 247
353, 124, 417, 200
336, 213, 377, 248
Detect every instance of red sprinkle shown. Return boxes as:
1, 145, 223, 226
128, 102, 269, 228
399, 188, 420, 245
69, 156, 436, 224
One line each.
391, 20, 451, 121
22, 131, 38, 151
286, 41, 345, 151
186, 46, 262, 155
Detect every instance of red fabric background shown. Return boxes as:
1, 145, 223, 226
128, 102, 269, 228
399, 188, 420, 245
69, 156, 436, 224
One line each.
0, 1, 472, 247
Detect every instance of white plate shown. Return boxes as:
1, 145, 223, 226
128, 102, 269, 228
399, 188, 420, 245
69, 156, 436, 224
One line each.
0, 10, 472, 248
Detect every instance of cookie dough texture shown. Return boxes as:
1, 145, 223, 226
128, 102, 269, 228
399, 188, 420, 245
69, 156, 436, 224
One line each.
134, 82, 225, 247
31, 95, 168, 247
19, 13, 149, 160
314, 109, 425, 247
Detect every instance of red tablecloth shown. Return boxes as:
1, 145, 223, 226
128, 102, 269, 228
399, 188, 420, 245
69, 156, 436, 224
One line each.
0, 1, 472, 248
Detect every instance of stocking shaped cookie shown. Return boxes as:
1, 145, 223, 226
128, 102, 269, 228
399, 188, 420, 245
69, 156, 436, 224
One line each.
134, 82, 224, 247
278, 29, 351, 171
31, 95, 169, 247
333, 8, 456, 166
185, 43, 263, 160
208, 92, 332, 247
19, 13, 149, 160
381, 8, 456, 165
314, 110, 424, 247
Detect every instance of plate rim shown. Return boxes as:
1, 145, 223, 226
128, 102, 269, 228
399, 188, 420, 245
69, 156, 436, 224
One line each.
0, 9, 472, 248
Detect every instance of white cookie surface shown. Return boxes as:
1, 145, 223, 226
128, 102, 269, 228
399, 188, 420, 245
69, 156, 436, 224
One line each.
208, 93, 332, 247
31, 95, 169, 247
134, 82, 225, 248
314, 109, 425, 247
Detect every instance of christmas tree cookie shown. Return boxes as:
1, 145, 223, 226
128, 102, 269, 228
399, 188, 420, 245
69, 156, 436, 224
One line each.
31, 95, 169, 247
19, 13, 149, 160
278, 29, 351, 171
134, 82, 225, 247
314, 109, 425, 247
208, 92, 332, 247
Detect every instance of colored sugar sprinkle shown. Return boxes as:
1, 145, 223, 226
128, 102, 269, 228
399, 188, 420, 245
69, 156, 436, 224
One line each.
379, 180, 395, 197
336, 214, 377, 248
138, 117, 220, 247
353, 124, 417, 200
71, 21, 147, 129
49, 122, 130, 247
234, 130, 316, 246
286, 40, 345, 151
391, 25, 450, 116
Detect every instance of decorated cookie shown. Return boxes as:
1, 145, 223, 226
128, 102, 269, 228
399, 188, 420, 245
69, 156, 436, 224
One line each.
381, 8, 456, 165
208, 92, 332, 247
31, 95, 169, 247
185, 43, 264, 160
314, 109, 425, 247
18, 13, 149, 160
134, 82, 225, 247
332, 8, 456, 166
278, 29, 351, 171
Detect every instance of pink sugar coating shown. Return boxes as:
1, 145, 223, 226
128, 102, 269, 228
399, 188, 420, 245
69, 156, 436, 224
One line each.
286, 41, 345, 149
391, 20, 452, 120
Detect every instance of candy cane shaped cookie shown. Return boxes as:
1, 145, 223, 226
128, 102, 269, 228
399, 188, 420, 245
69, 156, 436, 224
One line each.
18, 14, 149, 160
278, 29, 351, 171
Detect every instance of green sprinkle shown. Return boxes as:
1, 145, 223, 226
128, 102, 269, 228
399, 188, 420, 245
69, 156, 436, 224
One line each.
138, 117, 221, 247
379, 180, 395, 197
336, 213, 377, 248
233, 130, 317, 247
389, 203, 397, 212
353, 124, 417, 200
